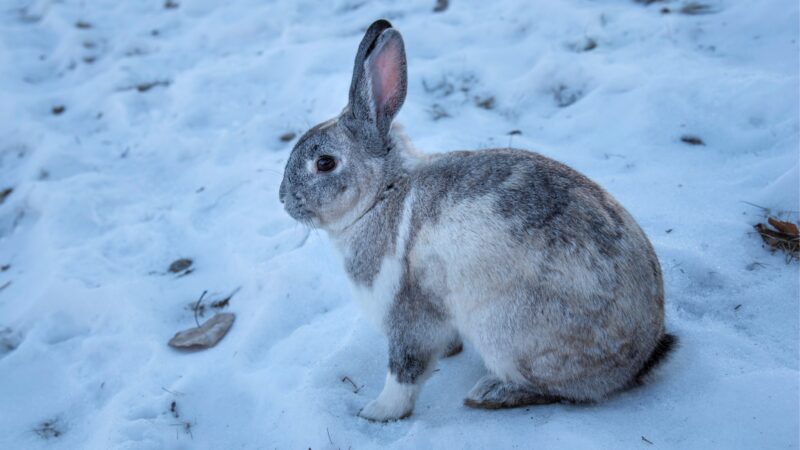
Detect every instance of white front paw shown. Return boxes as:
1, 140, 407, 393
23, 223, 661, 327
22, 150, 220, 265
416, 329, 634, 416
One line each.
358, 398, 412, 422
358, 373, 420, 422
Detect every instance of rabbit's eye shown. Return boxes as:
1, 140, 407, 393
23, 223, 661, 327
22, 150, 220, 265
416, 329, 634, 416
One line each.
316, 155, 336, 172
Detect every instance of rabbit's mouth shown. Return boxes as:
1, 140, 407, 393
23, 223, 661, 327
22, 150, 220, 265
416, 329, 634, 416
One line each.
284, 202, 318, 226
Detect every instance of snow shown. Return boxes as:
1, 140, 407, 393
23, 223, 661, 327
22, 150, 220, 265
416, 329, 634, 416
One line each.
0, 0, 797, 448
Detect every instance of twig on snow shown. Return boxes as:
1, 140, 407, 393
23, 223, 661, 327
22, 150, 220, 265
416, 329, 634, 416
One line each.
341, 376, 363, 394
193, 290, 208, 327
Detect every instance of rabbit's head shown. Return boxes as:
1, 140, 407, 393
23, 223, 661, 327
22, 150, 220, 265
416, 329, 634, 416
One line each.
280, 20, 407, 231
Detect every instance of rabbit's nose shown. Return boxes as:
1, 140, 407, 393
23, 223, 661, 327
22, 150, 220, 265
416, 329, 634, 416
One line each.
278, 180, 287, 203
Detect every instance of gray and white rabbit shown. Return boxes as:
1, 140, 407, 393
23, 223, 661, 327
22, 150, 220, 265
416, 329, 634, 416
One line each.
279, 19, 675, 422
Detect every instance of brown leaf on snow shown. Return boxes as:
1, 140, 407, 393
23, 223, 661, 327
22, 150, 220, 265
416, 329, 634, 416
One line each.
754, 217, 800, 260
168, 258, 193, 273
767, 217, 799, 236
168, 313, 235, 350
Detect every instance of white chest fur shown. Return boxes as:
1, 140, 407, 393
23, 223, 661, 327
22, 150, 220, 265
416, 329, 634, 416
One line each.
349, 255, 402, 330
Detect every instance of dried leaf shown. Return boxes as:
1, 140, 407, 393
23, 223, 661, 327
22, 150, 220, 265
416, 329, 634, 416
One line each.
680, 135, 705, 146
168, 313, 235, 349
754, 223, 800, 259
210, 297, 229, 309
168, 258, 193, 273
768, 217, 799, 236
475, 96, 495, 110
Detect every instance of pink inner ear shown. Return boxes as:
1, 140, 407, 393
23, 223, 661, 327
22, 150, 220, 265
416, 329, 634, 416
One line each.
370, 38, 400, 116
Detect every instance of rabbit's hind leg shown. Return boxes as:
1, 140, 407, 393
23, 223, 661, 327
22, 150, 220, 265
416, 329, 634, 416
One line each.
463, 375, 566, 409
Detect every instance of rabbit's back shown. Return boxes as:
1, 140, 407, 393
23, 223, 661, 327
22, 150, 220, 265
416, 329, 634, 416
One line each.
404, 148, 665, 400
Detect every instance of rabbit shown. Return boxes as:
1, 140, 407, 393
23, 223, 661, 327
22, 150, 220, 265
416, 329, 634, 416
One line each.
279, 19, 676, 422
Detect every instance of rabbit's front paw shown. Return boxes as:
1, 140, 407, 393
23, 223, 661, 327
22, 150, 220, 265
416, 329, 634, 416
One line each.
358, 398, 412, 422
358, 375, 418, 422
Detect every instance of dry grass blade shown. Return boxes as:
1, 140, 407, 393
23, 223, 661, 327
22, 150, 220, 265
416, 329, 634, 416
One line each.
0, 187, 12, 204
680, 2, 719, 15
193, 290, 208, 327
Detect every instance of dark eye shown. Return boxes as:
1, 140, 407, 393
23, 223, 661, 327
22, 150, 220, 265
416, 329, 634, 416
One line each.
316, 155, 336, 172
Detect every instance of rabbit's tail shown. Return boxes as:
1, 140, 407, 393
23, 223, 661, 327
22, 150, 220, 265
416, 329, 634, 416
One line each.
631, 333, 678, 386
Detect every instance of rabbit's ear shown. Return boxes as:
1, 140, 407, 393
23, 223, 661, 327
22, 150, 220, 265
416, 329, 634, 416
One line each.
347, 20, 407, 140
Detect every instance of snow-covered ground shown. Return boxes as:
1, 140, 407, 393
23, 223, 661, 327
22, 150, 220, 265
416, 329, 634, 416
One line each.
0, 0, 798, 448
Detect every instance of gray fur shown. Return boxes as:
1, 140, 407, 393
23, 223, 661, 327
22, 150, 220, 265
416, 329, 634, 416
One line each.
279, 20, 673, 421
387, 260, 451, 384
343, 176, 406, 286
